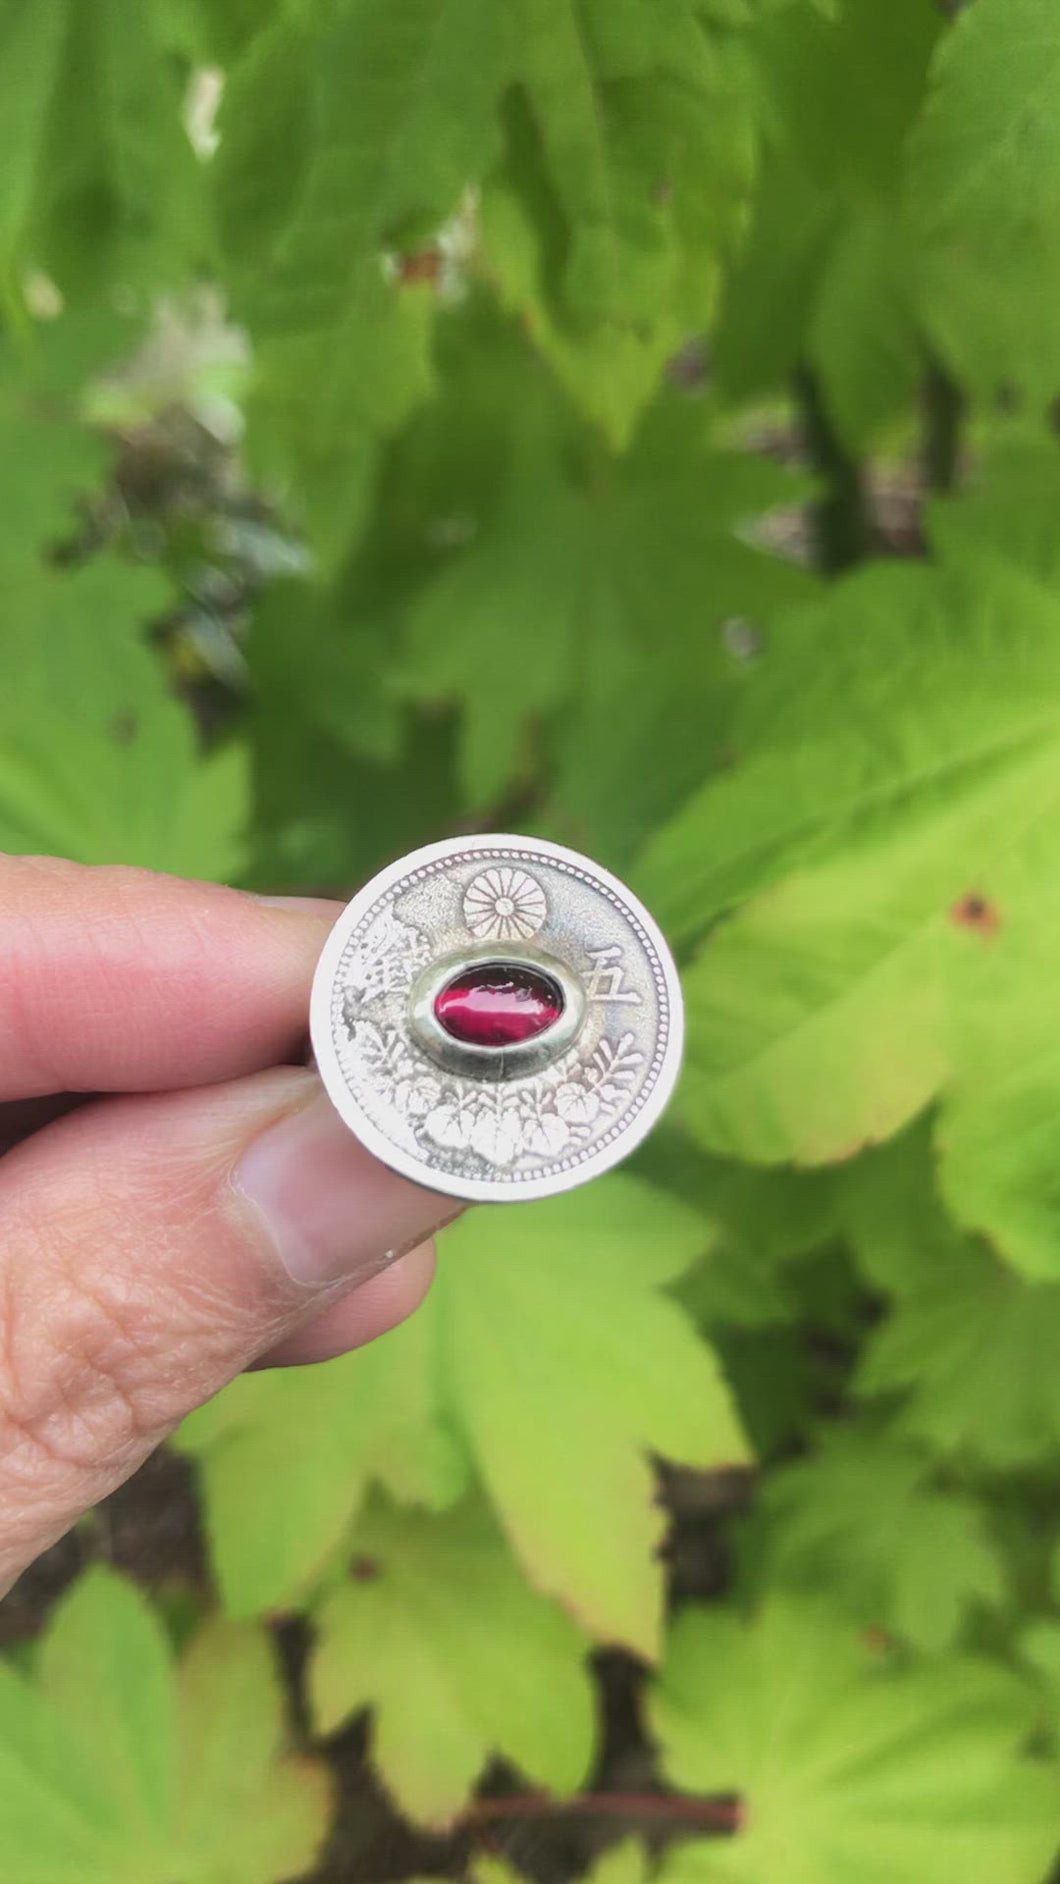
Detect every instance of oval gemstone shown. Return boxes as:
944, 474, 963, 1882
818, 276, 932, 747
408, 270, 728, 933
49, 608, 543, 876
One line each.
434, 962, 564, 1048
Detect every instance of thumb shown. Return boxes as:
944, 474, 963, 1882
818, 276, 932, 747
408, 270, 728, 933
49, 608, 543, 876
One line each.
0, 1068, 454, 1591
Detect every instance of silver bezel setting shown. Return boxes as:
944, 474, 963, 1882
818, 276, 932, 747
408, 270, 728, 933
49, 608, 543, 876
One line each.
408, 944, 587, 1081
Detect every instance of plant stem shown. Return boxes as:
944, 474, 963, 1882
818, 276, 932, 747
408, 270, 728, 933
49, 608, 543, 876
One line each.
465, 1791, 742, 1835
795, 364, 872, 573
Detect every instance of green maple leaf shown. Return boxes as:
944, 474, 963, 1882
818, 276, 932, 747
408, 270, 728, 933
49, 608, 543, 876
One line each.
244, 574, 465, 895
927, 435, 1060, 593
215, 0, 504, 557
932, 851, 1060, 1281
858, 1240, 1060, 1467
0, 402, 105, 584
548, 422, 818, 862
714, 0, 935, 444
757, 1427, 1003, 1649
400, 396, 582, 807
176, 1289, 467, 1618
217, 0, 504, 338
0, 307, 154, 576
635, 549, 1060, 1279
702, 0, 836, 22
0, 336, 245, 879
907, 0, 1060, 402
239, 323, 435, 575
1022, 1621, 1060, 1734
160, 0, 287, 65
804, 206, 920, 449
0, 1567, 330, 1883
634, 511, 1053, 949
432, 1180, 747, 1655
401, 388, 815, 815
0, 0, 203, 293
679, 1235, 805, 1333
0, 1, 67, 267
178, 1174, 749, 1656
0, 556, 246, 877
649, 1599, 1058, 1884
308, 1496, 594, 1826
0, 332, 244, 879
664, 1145, 840, 1330
836, 1117, 970, 1297
483, 6, 753, 444
839, 1127, 1060, 1466
634, 563, 990, 1154
579, 1846, 649, 1884
752, 0, 939, 201
711, 150, 833, 408
508, 0, 725, 332
247, 266, 437, 567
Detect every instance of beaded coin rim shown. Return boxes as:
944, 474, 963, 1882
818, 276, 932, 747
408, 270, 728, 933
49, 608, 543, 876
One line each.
309, 832, 685, 1204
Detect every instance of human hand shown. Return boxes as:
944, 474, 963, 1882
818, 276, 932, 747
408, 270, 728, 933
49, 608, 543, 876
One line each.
0, 856, 456, 1593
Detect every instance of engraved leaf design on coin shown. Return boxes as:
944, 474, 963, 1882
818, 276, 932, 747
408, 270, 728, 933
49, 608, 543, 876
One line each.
462, 866, 547, 940
345, 905, 432, 1003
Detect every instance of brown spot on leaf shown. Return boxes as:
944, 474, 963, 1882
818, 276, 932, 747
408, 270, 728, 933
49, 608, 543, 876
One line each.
348, 1553, 381, 1582
951, 892, 999, 937
397, 248, 442, 286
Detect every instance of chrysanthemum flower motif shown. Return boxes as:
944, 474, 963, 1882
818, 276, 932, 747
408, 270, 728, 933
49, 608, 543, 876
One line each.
462, 866, 548, 941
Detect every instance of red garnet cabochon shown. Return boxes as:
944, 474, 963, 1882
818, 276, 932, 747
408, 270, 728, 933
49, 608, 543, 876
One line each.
434, 962, 564, 1048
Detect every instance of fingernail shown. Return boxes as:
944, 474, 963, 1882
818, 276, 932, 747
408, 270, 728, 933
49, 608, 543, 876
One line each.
233, 1090, 460, 1287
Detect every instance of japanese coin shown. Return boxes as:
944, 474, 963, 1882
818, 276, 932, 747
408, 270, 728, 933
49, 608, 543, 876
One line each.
310, 834, 684, 1204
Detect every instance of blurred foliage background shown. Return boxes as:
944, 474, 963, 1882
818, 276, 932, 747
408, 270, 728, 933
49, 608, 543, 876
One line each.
6, 0, 1060, 1878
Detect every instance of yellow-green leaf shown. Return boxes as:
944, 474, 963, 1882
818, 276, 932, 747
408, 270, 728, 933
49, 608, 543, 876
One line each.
309, 1497, 594, 1825
650, 1599, 1058, 1884
0, 1568, 330, 1884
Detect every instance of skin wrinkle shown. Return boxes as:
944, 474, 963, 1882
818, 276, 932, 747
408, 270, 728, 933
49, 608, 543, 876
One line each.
62, 1136, 280, 1396
0, 1110, 244, 1487
0, 1272, 150, 1589
0, 1073, 349, 1540
0, 1252, 59, 1482
0, 1207, 157, 1481
0, 860, 442, 1588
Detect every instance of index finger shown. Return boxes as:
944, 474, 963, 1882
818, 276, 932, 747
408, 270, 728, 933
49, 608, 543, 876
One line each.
0, 854, 339, 1100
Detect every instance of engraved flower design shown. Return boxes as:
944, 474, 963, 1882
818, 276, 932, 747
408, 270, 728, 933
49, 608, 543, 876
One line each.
462, 866, 547, 941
